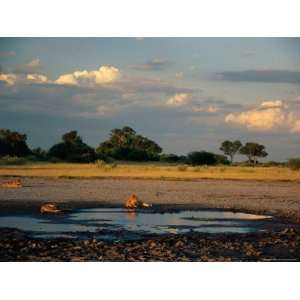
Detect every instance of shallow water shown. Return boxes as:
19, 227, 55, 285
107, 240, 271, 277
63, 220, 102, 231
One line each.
0, 208, 274, 240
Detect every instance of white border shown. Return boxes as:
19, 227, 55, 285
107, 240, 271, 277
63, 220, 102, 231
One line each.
1, 0, 300, 36
1, 1, 299, 299
1, 262, 299, 300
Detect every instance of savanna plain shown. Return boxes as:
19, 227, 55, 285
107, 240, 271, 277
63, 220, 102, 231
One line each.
1, 162, 300, 262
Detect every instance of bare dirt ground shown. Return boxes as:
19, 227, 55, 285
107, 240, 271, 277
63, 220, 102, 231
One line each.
0, 176, 300, 220
1, 176, 300, 261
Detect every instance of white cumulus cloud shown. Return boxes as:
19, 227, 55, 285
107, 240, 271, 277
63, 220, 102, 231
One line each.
225, 100, 286, 131
55, 66, 121, 86
166, 93, 190, 107
27, 58, 41, 68
291, 119, 300, 133
0, 73, 17, 86
260, 99, 285, 109
27, 73, 49, 84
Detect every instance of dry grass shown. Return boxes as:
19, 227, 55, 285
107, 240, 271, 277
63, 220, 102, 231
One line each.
0, 163, 300, 182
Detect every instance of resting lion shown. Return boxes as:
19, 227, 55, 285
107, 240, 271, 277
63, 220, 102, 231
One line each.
40, 203, 61, 214
125, 194, 152, 209
1, 179, 22, 188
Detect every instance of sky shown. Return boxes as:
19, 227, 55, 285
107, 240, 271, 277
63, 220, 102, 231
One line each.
0, 37, 300, 161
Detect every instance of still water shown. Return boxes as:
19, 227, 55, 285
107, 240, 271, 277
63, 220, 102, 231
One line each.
0, 208, 273, 240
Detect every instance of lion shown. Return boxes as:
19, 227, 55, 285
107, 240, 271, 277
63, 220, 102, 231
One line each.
1, 179, 22, 188
125, 194, 152, 209
40, 203, 61, 214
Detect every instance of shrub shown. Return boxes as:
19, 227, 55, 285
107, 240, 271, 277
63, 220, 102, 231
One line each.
160, 153, 182, 163
31, 147, 48, 161
95, 159, 118, 171
177, 165, 188, 171
0, 155, 27, 165
215, 154, 230, 165
219, 167, 227, 172
193, 166, 202, 172
95, 159, 107, 168
48, 157, 62, 163
287, 158, 300, 171
187, 151, 217, 166
261, 161, 284, 167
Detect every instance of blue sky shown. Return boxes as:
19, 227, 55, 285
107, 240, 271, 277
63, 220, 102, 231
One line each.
0, 38, 300, 161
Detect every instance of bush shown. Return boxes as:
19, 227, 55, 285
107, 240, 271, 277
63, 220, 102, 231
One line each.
95, 159, 118, 171
160, 153, 183, 163
177, 165, 188, 171
215, 154, 230, 165
187, 151, 217, 166
193, 166, 202, 172
95, 159, 107, 168
49, 157, 63, 163
261, 161, 284, 167
0, 155, 27, 165
287, 158, 300, 171
31, 147, 48, 161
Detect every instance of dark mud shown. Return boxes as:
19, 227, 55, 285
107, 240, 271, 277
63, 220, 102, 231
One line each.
1, 227, 299, 262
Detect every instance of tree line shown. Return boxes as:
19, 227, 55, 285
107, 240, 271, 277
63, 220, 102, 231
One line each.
0, 127, 269, 165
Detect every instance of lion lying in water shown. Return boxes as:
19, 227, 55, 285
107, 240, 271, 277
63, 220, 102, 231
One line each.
1, 179, 22, 188
40, 203, 61, 214
125, 194, 152, 209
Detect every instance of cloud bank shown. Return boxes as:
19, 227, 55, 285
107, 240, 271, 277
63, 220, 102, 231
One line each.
225, 99, 300, 133
133, 58, 170, 71
217, 69, 300, 84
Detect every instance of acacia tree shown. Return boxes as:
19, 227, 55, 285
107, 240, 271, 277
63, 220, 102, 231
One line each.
219, 140, 242, 164
239, 142, 268, 164
96, 126, 162, 161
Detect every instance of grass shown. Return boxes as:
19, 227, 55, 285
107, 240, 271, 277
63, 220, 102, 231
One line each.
0, 162, 300, 182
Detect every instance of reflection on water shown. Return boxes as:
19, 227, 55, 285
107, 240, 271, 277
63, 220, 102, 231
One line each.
0, 208, 273, 240
126, 210, 137, 220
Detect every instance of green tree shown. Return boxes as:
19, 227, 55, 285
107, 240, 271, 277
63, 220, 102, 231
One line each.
239, 142, 268, 164
62, 130, 82, 144
48, 130, 96, 162
96, 126, 162, 161
0, 128, 31, 157
219, 140, 242, 164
